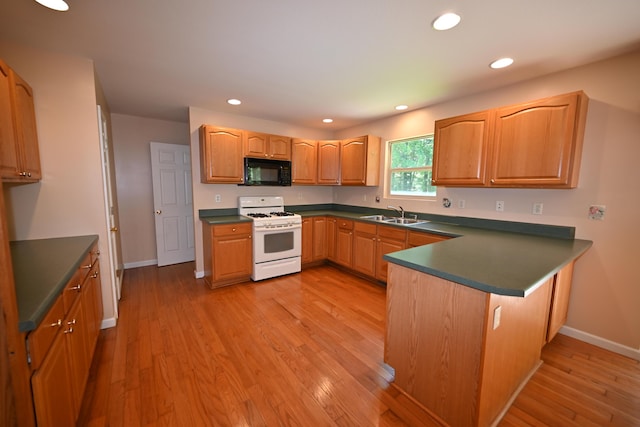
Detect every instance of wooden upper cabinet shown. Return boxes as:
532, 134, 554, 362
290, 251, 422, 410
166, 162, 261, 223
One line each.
432, 110, 493, 186
491, 91, 588, 188
199, 125, 245, 183
340, 135, 380, 186
245, 132, 291, 160
0, 60, 41, 182
291, 138, 317, 184
432, 91, 589, 189
317, 140, 340, 185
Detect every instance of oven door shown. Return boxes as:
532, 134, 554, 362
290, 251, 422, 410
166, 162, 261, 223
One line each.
253, 224, 301, 264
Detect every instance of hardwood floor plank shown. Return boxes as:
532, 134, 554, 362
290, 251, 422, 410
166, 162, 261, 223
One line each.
78, 263, 640, 427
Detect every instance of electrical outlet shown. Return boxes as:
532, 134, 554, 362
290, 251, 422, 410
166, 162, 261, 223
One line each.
532, 202, 543, 215
458, 199, 466, 209
493, 306, 502, 330
215, 194, 221, 203
495, 200, 504, 212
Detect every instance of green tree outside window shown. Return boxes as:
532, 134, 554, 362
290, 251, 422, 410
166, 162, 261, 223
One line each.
388, 135, 436, 196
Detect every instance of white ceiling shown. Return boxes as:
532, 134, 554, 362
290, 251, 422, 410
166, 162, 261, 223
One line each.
2, 0, 640, 130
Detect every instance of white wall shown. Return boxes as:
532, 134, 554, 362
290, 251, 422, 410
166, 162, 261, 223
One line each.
110, 114, 190, 267
0, 42, 117, 327
335, 51, 640, 353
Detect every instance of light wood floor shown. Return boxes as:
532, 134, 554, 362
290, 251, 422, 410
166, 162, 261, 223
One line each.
78, 263, 640, 427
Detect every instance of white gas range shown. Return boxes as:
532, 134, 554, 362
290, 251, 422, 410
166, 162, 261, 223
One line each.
238, 196, 302, 281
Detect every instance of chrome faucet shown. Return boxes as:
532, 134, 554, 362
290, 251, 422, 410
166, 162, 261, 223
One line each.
387, 205, 404, 218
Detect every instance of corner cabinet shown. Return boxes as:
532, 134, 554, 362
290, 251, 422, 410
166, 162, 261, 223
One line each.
432, 91, 589, 189
340, 135, 380, 186
199, 125, 245, 183
0, 59, 42, 182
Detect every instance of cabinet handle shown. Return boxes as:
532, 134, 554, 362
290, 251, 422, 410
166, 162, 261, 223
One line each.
64, 327, 74, 334
490, 179, 495, 183
232, 228, 236, 232
67, 319, 77, 326
69, 284, 82, 291
82, 263, 92, 269
248, 235, 252, 239
50, 319, 62, 328
92, 271, 99, 279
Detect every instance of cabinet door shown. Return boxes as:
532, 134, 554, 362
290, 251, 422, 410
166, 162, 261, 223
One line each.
199, 126, 244, 183
491, 91, 588, 187
212, 226, 253, 282
432, 111, 493, 186
31, 334, 76, 427
334, 220, 353, 267
312, 217, 327, 260
301, 218, 313, 264
245, 132, 269, 158
547, 261, 575, 342
353, 222, 377, 277
317, 140, 340, 185
65, 297, 91, 414
376, 226, 407, 281
291, 139, 317, 184
268, 135, 292, 160
326, 217, 337, 262
10, 70, 41, 181
340, 136, 371, 185
0, 60, 20, 179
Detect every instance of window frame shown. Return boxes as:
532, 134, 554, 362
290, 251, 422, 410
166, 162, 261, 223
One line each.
385, 134, 437, 200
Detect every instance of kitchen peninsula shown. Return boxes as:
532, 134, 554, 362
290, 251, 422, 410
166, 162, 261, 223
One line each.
382, 227, 591, 427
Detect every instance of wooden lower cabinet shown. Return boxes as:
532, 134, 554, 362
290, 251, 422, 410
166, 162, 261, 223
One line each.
202, 222, 253, 288
31, 329, 76, 427
334, 219, 354, 268
353, 222, 377, 277
326, 217, 337, 262
302, 216, 328, 265
375, 226, 407, 281
546, 261, 575, 342
407, 230, 450, 247
28, 243, 102, 427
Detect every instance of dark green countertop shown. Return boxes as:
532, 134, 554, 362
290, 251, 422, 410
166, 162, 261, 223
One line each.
198, 206, 592, 298
10, 235, 98, 332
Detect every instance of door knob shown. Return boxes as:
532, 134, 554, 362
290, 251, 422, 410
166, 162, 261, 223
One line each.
155, 210, 162, 214
110, 227, 118, 232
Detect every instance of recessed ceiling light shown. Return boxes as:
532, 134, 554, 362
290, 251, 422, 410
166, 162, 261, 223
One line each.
432, 13, 461, 31
490, 58, 514, 69
395, 105, 408, 111
322, 118, 333, 124
227, 99, 241, 105
34, 0, 69, 11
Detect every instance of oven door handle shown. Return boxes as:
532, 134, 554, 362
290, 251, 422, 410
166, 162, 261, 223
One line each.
254, 223, 302, 232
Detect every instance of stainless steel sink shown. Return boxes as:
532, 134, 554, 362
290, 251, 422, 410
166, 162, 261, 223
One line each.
360, 214, 393, 221
360, 215, 428, 226
382, 217, 428, 225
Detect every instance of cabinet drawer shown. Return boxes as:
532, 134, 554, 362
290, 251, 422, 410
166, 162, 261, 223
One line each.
377, 225, 406, 241
407, 231, 449, 247
354, 221, 376, 235
28, 296, 65, 370
212, 222, 252, 237
62, 267, 85, 314
336, 219, 353, 230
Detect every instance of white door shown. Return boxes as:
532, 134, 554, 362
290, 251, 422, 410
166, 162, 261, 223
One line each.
150, 142, 195, 266
97, 105, 123, 306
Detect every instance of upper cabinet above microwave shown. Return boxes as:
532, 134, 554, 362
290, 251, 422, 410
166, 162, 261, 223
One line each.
0, 59, 42, 183
432, 91, 589, 189
245, 132, 291, 161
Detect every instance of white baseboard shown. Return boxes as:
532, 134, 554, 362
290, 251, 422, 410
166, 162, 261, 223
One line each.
559, 326, 640, 361
100, 317, 117, 329
194, 270, 204, 279
124, 259, 158, 269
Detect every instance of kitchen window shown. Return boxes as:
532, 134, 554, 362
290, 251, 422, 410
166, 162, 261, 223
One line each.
387, 135, 436, 197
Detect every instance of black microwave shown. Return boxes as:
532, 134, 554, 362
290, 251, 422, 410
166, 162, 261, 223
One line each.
243, 157, 292, 186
